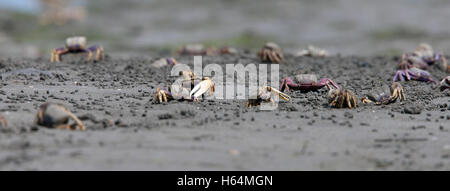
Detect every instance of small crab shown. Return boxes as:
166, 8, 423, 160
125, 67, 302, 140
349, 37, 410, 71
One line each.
440, 76, 450, 91
154, 84, 193, 103
218, 46, 238, 55
0, 114, 7, 128
328, 88, 357, 108
295, 45, 329, 57
151, 57, 177, 68
258, 42, 285, 64
399, 43, 447, 72
246, 86, 290, 108
393, 67, 436, 83
280, 74, 339, 92
51, 36, 104, 63
361, 82, 405, 105
177, 44, 215, 56
34, 102, 85, 130
190, 77, 215, 100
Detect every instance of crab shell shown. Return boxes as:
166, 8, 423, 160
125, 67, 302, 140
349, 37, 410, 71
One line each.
363, 82, 405, 104
65, 36, 87, 51
264, 42, 281, 50
414, 43, 434, 58
294, 74, 318, 84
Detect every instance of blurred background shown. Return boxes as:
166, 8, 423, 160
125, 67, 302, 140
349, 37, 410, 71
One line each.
1, 0, 450, 58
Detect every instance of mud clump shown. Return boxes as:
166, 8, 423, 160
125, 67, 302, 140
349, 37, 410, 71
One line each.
403, 105, 423, 115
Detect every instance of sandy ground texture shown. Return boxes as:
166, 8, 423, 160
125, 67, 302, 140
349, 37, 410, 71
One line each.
0, 53, 449, 170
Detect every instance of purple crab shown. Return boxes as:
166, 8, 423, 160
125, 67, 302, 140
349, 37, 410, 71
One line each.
393, 67, 436, 83
398, 43, 447, 71
51, 36, 104, 62
280, 74, 339, 92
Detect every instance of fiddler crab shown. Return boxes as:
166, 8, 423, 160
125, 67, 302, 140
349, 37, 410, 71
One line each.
51, 36, 104, 63
154, 76, 215, 103
0, 114, 7, 128
280, 74, 339, 92
258, 42, 286, 64
361, 82, 405, 105
35, 102, 85, 130
393, 67, 436, 83
328, 88, 357, 109
440, 76, 450, 92
151, 57, 177, 68
295, 45, 329, 57
246, 86, 291, 108
398, 43, 448, 72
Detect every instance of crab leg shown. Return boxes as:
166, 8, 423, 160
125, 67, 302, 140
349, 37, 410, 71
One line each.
62, 109, 85, 131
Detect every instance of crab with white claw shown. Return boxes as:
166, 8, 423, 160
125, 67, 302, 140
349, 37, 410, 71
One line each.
0, 114, 7, 128
328, 88, 357, 109
51, 36, 104, 63
440, 76, 450, 92
34, 102, 85, 131
393, 67, 436, 84
246, 86, 291, 108
151, 57, 177, 68
190, 77, 215, 100
295, 45, 329, 57
361, 82, 405, 105
258, 42, 286, 64
280, 74, 339, 92
399, 43, 448, 72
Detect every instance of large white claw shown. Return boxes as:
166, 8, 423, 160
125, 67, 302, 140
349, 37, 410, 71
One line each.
190, 78, 213, 98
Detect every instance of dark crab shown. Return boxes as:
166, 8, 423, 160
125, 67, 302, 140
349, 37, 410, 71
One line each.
280, 74, 339, 92
361, 82, 405, 105
246, 86, 290, 108
440, 76, 450, 91
34, 102, 85, 130
257, 42, 285, 64
328, 88, 357, 109
51, 36, 104, 62
393, 67, 436, 83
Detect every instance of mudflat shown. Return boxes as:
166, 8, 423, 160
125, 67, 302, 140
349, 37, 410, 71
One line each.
0, 53, 449, 170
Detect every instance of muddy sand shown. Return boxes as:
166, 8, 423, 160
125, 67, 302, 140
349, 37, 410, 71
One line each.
0, 53, 449, 170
